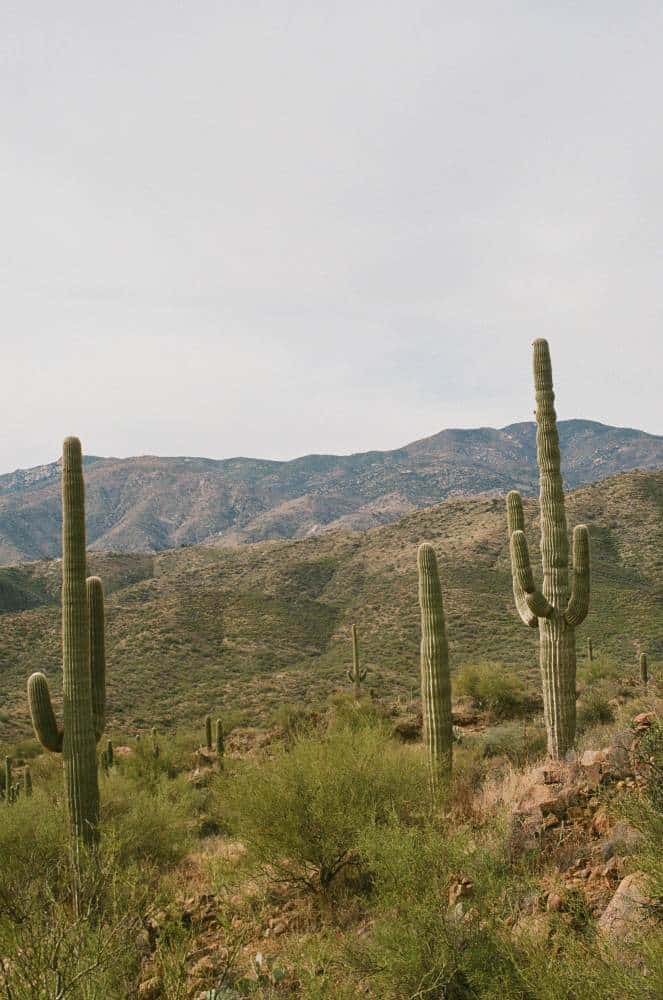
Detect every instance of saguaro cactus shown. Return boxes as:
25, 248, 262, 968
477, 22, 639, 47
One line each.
27, 438, 106, 846
24, 766, 32, 797
506, 340, 590, 759
417, 543, 453, 787
640, 652, 648, 687
587, 637, 594, 662
4, 757, 11, 806
215, 718, 224, 757
347, 623, 367, 698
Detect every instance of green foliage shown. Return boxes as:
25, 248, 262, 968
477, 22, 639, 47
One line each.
479, 721, 547, 765
219, 722, 428, 892
455, 661, 535, 719
577, 687, 615, 732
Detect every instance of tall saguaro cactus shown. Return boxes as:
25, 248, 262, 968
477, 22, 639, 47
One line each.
27, 438, 106, 846
506, 340, 590, 759
347, 623, 367, 698
640, 652, 648, 687
417, 543, 453, 787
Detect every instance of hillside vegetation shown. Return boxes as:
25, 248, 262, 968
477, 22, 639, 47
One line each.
0, 469, 660, 741
0, 419, 660, 563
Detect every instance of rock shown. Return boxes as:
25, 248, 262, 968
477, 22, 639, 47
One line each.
591, 809, 613, 837
581, 750, 606, 767
633, 712, 654, 728
605, 821, 644, 857
546, 892, 564, 912
448, 879, 473, 907
391, 717, 421, 742
138, 977, 163, 999
514, 783, 567, 820
114, 745, 134, 758
598, 873, 652, 939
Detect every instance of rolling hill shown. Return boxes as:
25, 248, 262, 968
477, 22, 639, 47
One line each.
0, 419, 661, 564
0, 469, 660, 742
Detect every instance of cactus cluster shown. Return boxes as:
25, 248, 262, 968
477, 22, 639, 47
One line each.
507, 340, 590, 759
417, 543, 453, 788
27, 438, 107, 846
2, 756, 29, 805
347, 623, 367, 698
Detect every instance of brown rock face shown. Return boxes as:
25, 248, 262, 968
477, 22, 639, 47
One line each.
598, 873, 652, 939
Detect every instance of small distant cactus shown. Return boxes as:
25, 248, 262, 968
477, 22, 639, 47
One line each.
640, 652, 649, 687
205, 715, 212, 751
506, 341, 590, 759
417, 543, 453, 789
106, 738, 114, 768
24, 765, 32, 797
215, 718, 224, 758
4, 757, 11, 806
152, 727, 160, 758
587, 637, 594, 662
27, 438, 106, 847
347, 623, 367, 698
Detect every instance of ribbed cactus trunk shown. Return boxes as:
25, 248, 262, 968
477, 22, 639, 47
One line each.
215, 718, 224, 757
61, 438, 100, 846
347, 623, 367, 698
417, 544, 452, 789
27, 438, 107, 857
205, 715, 212, 751
640, 653, 648, 687
507, 341, 590, 759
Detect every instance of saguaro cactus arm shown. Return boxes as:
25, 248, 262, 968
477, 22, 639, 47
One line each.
510, 531, 553, 619
565, 524, 590, 627
28, 671, 64, 752
87, 576, 106, 742
506, 491, 538, 628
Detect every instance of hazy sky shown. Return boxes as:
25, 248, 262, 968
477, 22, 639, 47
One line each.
2, 2, 662, 472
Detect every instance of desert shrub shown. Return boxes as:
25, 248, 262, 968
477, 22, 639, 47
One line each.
219, 723, 428, 892
326, 691, 386, 733
351, 821, 527, 998
479, 721, 547, 765
270, 700, 318, 741
454, 662, 533, 719
577, 687, 615, 732
103, 771, 198, 866
577, 655, 624, 686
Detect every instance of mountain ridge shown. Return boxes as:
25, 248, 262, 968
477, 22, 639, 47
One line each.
0, 419, 660, 564
0, 468, 660, 739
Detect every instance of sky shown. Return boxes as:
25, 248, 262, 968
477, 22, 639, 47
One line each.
2, 2, 662, 473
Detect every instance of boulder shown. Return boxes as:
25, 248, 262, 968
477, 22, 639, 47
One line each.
598, 873, 652, 939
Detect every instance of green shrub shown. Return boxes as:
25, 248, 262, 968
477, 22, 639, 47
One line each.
219, 723, 428, 892
454, 662, 534, 719
577, 688, 615, 732
479, 721, 547, 765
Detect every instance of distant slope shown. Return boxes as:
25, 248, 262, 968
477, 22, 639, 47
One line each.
0, 420, 661, 563
0, 470, 660, 741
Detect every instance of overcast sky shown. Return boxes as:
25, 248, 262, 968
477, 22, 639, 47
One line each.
2, 2, 662, 472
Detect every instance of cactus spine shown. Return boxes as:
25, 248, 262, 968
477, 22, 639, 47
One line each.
417, 543, 453, 788
347, 623, 367, 698
587, 637, 593, 662
507, 341, 590, 759
27, 438, 106, 846
205, 715, 212, 751
640, 652, 648, 687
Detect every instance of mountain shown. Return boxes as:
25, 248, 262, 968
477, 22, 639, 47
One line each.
0, 420, 661, 565
0, 469, 660, 741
